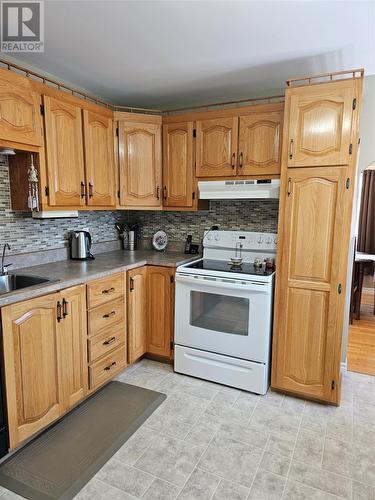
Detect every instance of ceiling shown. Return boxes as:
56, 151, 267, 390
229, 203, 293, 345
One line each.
8, 0, 375, 110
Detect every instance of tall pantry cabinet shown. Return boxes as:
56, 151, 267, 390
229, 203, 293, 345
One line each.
271, 75, 363, 404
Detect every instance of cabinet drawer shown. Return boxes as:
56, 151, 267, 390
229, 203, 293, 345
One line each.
87, 273, 125, 309
88, 324, 125, 363
89, 347, 126, 390
88, 298, 125, 335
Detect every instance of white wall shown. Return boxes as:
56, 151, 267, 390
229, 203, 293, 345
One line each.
341, 74, 375, 365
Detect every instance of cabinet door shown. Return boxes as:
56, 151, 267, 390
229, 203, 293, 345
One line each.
147, 267, 174, 358
238, 111, 282, 175
127, 267, 147, 363
83, 110, 116, 207
196, 117, 238, 177
59, 285, 88, 408
43, 95, 86, 206
163, 122, 194, 208
0, 70, 42, 147
287, 81, 354, 167
2, 294, 64, 448
118, 121, 162, 207
272, 167, 348, 403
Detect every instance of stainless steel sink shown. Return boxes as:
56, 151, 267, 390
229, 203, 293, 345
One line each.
0, 274, 50, 295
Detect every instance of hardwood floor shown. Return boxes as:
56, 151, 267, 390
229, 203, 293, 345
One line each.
348, 290, 375, 375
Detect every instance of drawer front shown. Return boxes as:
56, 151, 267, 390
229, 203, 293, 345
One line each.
88, 298, 125, 335
87, 273, 125, 309
89, 347, 126, 390
88, 324, 125, 363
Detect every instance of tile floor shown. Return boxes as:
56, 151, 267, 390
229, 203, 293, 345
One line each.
1, 359, 374, 500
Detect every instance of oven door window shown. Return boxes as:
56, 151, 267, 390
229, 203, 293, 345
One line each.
190, 291, 249, 336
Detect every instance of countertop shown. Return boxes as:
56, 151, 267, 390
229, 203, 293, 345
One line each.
0, 250, 200, 307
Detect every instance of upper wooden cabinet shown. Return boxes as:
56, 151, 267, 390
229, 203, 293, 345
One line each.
83, 110, 116, 207
2, 286, 88, 448
287, 80, 355, 168
127, 267, 147, 363
118, 120, 162, 207
162, 122, 194, 208
238, 111, 282, 175
147, 266, 174, 358
196, 117, 238, 177
43, 95, 86, 207
0, 69, 43, 148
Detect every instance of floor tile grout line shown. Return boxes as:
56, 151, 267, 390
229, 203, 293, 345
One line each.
280, 403, 302, 500
94, 476, 140, 499
245, 434, 272, 500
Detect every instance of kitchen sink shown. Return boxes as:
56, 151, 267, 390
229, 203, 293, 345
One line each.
0, 274, 51, 295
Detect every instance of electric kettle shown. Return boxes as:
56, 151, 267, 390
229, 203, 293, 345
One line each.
69, 231, 95, 260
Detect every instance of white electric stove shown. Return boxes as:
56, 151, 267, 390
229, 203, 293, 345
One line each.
174, 230, 277, 395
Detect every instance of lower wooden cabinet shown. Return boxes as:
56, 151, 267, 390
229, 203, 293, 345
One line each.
127, 267, 147, 363
147, 266, 174, 358
127, 266, 175, 364
1, 285, 87, 448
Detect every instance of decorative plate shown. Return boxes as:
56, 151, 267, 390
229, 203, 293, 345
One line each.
152, 230, 168, 251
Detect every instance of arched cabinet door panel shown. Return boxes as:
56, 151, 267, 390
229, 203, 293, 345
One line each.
0, 69, 42, 147
43, 95, 86, 206
2, 294, 64, 447
238, 111, 282, 175
163, 122, 194, 208
287, 80, 354, 167
196, 117, 238, 177
272, 167, 348, 403
83, 110, 116, 207
118, 121, 162, 207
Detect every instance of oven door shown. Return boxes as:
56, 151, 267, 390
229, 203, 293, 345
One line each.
175, 272, 273, 363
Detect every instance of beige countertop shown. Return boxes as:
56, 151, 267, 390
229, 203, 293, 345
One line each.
0, 250, 200, 307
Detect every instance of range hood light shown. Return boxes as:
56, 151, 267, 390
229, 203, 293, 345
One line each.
198, 180, 280, 200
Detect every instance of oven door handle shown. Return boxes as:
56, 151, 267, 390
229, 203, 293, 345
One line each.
175, 273, 270, 293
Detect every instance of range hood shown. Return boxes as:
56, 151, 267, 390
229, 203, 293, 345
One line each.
198, 179, 280, 200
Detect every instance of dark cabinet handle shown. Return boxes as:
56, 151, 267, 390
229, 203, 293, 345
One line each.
287, 177, 292, 197
101, 287, 115, 294
103, 337, 116, 346
62, 298, 68, 318
80, 181, 86, 198
104, 361, 116, 371
103, 311, 116, 318
57, 301, 62, 322
289, 139, 294, 159
231, 153, 236, 169
163, 186, 167, 201
130, 277, 134, 291
239, 152, 243, 168
156, 186, 160, 200
89, 182, 93, 198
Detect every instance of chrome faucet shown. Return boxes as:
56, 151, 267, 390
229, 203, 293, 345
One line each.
1, 244, 12, 275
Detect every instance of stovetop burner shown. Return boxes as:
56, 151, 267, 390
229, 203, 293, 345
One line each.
184, 259, 275, 277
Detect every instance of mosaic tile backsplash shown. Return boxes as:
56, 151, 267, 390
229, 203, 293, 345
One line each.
0, 155, 279, 255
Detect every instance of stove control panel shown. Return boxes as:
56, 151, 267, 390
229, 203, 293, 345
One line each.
203, 230, 277, 251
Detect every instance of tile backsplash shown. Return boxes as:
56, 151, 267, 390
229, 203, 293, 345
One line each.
0, 155, 279, 256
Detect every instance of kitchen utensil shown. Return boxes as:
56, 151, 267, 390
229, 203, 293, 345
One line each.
69, 231, 95, 260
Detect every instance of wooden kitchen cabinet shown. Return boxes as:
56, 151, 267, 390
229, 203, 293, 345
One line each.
2, 286, 87, 448
196, 117, 238, 177
118, 120, 162, 207
83, 110, 116, 207
238, 111, 282, 175
43, 95, 86, 207
287, 80, 355, 168
59, 285, 88, 408
147, 266, 174, 358
0, 69, 43, 148
162, 121, 194, 208
271, 70, 363, 405
127, 267, 147, 363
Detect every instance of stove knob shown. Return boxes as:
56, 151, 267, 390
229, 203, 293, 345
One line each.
266, 237, 271, 244
214, 234, 220, 241
207, 234, 213, 240
257, 236, 263, 244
